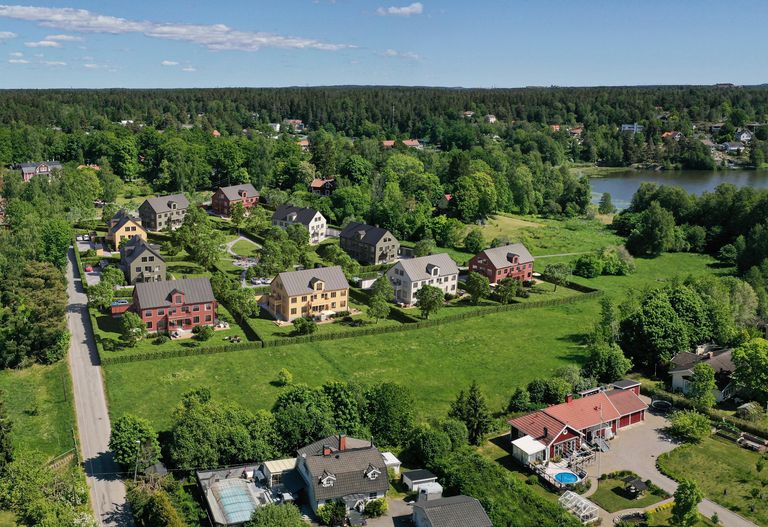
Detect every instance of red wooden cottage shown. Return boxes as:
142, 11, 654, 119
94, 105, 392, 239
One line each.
468, 243, 534, 284
508, 381, 646, 464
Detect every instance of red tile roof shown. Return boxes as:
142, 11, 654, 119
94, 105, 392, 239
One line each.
542, 392, 621, 431
606, 389, 648, 416
508, 411, 566, 444
310, 178, 326, 189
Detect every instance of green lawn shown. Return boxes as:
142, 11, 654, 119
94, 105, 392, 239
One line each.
92, 305, 253, 360
166, 261, 210, 279
104, 252, 717, 433
590, 477, 668, 513
657, 436, 768, 526
231, 239, 260, 258
0, 363, 75, 458
647, 508, 718, 527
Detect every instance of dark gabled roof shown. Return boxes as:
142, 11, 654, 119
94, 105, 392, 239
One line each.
670, 350, 735, 374
303, 446, 388, 502
477, 243, 534, 268
217, 184, 259, 201
19, 161, 62, 170
339, 222, 396, 246
670, 352, 699, 372
275, 266, 349, 297
413, 495, 492, 527
140, 193, 190, 214
272, 204, 322, 226
134, 278, 215, 309
109, 212, 143, 235
297, 435, 373, 457
403, 469, 436, 482
122, 237, 164, 266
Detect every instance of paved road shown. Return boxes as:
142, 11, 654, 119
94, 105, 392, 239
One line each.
66, 248, 133, 526
586, 402, 757, 527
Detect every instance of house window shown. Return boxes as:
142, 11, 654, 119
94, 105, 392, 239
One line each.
291, 297, 297, 304
205, 304, 211, 310
331, 292, 337, 298
175, 295, 182, 303
145, 310, 152, 317
302, 296, 307, 302
193, 316, 199, 323
193, 305, 200, 312
158, 309, 165, 315
290, 308, 297, 315
135, 267, 141, 272
340, 301, 346, 308
146, 321, 153, 329
205, 315, 212, 322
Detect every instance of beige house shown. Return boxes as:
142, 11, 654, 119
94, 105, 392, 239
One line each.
105, 210, 147, 249
267, 266, 349, 321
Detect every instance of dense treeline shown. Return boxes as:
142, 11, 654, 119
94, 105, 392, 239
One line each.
616, 182, 768, 319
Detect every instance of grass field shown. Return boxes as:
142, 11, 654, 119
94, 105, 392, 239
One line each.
104, 241, 720, 433
0, 362, 75, 458
92, 305, 253, 360
590, 477, 668, 513
231, 238, 260, 258
657, 436, 768, 526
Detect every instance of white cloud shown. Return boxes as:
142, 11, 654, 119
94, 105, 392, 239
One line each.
83, 62, 102, 69
44, 33, 82, 41
0, 30, 16, 38
8, 58, 28, 63
0, 5, 353, 51
382, 48, 420, 60
376, 2, 423, 16
40, 60, 66, 66
160, 59, 178, 66
25, 40, 61, 47
181, 66, 196, 72
8, 51, 22, 56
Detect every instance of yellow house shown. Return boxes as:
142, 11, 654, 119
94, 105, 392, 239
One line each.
268, 266, 350, 322
106, 210, 147, 249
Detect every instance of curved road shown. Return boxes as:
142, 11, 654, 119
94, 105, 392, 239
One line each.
66, 248, 133, 526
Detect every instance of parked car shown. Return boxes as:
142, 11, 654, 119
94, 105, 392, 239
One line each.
84, 266, 93, 272
82, 234, 90, 241
76, 235, 84, 241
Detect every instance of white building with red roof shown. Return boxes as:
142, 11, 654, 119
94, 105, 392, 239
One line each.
508, 380, 646, 465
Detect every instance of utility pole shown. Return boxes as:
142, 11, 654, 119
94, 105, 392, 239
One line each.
133, 439, 141, 483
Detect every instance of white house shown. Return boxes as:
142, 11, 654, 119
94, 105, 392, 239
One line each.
271, 205, 327, 244
735, 129, 754, 143
721, 141, 745, 154
386, 253, 459, 306
670, 347, 735, 403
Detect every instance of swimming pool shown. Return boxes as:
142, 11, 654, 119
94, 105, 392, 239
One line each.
554, 471, 580, 484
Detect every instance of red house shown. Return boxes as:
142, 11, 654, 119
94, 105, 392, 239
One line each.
468, 243, 534, 284
132, 278, 218, 333
508, 381, 646, 464
211, 184, 259, 216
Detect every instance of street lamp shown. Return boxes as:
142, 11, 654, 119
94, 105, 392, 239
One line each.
133, 440, 141, 483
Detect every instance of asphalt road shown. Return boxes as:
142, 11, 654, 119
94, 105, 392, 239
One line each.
66, 248, 133, 526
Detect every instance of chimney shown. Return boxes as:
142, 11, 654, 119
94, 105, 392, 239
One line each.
338, 434, 347, 451
543, 426, 549, 438
566, 394, 573, 404
322, 445, 332, 456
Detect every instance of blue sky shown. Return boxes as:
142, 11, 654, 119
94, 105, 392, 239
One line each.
0, 1, 765, 88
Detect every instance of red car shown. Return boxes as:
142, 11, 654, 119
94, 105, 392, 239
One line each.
84, 266, 93, 272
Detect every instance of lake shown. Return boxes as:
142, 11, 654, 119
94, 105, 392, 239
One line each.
589, 169, 768, 210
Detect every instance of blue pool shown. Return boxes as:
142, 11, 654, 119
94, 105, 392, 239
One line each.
555, 472, 580, 484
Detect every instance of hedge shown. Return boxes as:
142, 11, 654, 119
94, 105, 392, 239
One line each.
99, 284, 602, 364
640, 381, 768, 438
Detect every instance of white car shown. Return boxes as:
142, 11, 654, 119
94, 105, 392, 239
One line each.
76, 235, 84, 241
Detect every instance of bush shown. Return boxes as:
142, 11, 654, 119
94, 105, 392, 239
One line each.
364, 498, 387, 518
153, 335, 170, 345
193, 325, 214, 341
668, 410, 711, 443
276, 368, 293, 386
292, 317, 317, 335
572, 254, 604, 278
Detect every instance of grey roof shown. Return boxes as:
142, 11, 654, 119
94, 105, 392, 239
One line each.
272, 205, 322, 226
141, 193, 190, 214
303, 446, 389, 502
722, 142, 744, 149
670, 350, 735, 374
393, 253, 459, 281
413, 495, 492, 527
134, 277, 215, 309
275, 266, 349, 297
109, 211, 143, 234
217, 184, 259, 201
297, 435, 373, 457
122, 237, 164, 267
339, 222, 396, 246
19, 161, 62, 171
403, 469, 437, 482
478, 243, 534, 268
612, 379, 640, 389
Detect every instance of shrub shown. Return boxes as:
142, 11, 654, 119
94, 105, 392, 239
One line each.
292, 317, 317, 335
276, 368, 293, 386
668, 410, 711, 443
364, 498, 387, 518
193, 325, 214, 341
153, 335, 170, 345
572, 254, 604, 278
